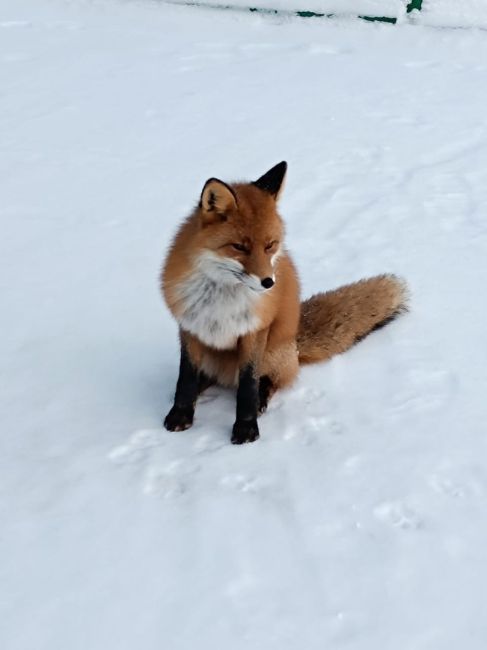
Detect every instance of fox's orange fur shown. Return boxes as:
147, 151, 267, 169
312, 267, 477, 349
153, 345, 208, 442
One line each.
161, 162, 408, 443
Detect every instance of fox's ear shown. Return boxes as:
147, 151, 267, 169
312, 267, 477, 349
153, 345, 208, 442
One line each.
253, 161, 287, 199
200, 178, 237, 224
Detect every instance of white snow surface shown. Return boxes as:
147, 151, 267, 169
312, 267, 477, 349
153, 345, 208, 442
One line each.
2, 1, 487, 649
420, 0, 487, 29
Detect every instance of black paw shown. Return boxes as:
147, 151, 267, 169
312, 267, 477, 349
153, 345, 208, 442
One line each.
164, 405, 194, 432
231, 419, 260, 445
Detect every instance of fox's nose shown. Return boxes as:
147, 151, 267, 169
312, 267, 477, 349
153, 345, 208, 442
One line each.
261, 277, 274, 289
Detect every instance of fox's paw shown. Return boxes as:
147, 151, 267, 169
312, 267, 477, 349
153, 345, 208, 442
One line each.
164, 405, 194, 432
231, 419, 260, 445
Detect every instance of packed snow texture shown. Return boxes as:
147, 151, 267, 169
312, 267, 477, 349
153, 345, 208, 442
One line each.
2, 1, 487, 649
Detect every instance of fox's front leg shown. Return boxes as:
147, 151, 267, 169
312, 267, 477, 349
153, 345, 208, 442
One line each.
231, 331, 267, 445
164, 337, 200, 432
231, 364, 260, 444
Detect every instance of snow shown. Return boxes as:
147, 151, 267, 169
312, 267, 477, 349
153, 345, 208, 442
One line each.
420, 0, 487, 29
2, 0, 487, 648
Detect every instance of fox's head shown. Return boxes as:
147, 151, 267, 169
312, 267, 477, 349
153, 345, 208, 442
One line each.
193, 161, 287, 293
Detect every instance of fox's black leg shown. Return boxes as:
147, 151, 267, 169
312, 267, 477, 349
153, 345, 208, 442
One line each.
164, 343, 199, 432
258, 375, 274, 414
231, 364, 259, 444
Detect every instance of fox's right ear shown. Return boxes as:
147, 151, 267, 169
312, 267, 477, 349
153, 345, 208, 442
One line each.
200, 178, 237, 225
253, 161, 287, 199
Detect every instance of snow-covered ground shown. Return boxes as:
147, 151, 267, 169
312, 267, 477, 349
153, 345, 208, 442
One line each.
420, 0, 487, 29
2, 1, 487, 648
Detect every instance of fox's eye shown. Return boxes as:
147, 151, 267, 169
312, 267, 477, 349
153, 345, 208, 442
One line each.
232, 243, 247, 252
265, 240, 278, 252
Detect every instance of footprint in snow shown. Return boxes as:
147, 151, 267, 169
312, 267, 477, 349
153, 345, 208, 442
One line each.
108, 429, 161, 465
143, 459, 201, 499
220, 473, 275, 495
271, 411, 343, 445
192, 433, 225, 453
429, 471, 485, 500
373, 501, 422, 530
291, 386, 327, 405
110, 429, 215, 499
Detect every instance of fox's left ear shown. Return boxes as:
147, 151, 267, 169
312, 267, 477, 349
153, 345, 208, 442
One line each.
253, 161, 287, 200
200, 178, 238, 225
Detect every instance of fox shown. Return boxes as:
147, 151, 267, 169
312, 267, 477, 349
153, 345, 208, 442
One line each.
161, 161, 407, 444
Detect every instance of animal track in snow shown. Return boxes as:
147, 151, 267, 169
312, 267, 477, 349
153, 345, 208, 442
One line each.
108, 428, 161, 465
109, 429, 202, 499
219, 473, 274, 495
429, 475, 468, 499
428, 466, 485, 500
304, 416, 343, 439
291, 386, 328, 406
143, 458, 201, 498
373, 501, 423, 530
275, 412, 342, 446
192, 433, 225, 453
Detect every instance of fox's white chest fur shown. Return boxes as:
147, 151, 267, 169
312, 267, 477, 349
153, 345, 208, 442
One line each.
175, 252, 262, 350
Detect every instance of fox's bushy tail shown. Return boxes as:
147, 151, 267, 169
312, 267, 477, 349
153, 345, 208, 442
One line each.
297, 274, 408, 365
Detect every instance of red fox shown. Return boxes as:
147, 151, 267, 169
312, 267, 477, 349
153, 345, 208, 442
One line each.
162, 162, 407, 444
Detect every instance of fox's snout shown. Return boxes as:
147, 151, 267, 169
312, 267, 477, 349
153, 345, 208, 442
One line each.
243, 264, 275, 291
242, 251, 276, 290
240, 270, 275, 293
